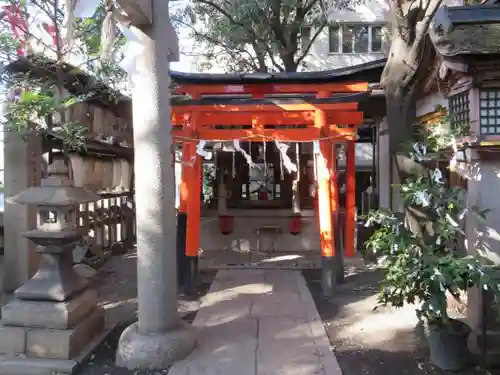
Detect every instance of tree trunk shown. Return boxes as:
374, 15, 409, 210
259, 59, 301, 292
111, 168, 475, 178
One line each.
383, 34, 434, 208
383, 34, 435, 236
283, 56, 298, 72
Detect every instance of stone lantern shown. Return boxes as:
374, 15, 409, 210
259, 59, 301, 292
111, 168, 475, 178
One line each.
0, 159, 106, 375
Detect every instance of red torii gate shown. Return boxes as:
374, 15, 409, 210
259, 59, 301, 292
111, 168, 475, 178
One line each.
170, 73, 367, 294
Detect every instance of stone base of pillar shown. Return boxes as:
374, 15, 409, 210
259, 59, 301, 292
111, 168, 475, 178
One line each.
184, 256, 198, 296
115, 321, 197, 370
176, 212, 187, 287
469, 329, 500, 366
467, 285, 500, 367
333, 215, 345, 285
321, 256, 337, 298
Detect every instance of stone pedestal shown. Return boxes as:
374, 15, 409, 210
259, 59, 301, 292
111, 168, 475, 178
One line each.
465, 161, 500, 365
0, 160, 107, 375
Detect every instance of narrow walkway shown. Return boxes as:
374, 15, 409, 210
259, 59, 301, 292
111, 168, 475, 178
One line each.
169, 269, 342, 375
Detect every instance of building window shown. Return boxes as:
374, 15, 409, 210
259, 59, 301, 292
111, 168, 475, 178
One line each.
301, 26, 311, 50
371, 26, 383, 52
329, 24, 385, 54
479, 89, 500, 135
328, 26, 340, 53
449, 91, 470, 130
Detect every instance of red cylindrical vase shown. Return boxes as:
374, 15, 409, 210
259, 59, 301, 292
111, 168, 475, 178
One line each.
290, 215, 302, 235
219, 215, 234, 235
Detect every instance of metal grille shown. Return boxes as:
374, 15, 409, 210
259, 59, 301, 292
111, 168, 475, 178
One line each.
480, 89, 500, 135
449, 91, 470, 130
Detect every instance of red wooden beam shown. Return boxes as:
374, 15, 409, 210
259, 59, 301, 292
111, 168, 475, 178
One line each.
172, 110, 364, 127
174, 82, 369, 96
172, 127, 357, 142
172, 102, 358, 113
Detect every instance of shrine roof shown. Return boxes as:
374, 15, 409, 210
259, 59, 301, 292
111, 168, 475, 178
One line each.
430, 4, 500, 57
172, 91, 370, 107
170, 59, 386, 85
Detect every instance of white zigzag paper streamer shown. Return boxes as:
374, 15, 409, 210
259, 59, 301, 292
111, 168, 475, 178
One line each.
196, 141, 212, 160
274, 140, 297, 174
233, 140, 258, 169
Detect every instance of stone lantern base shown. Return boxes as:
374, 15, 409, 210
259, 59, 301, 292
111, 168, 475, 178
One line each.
0, 252, 107, 375
0, 161, 108, 375
0, 294, 106, 375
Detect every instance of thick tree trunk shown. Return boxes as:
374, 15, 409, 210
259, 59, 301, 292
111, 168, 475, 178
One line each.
383, 34, 435, 236
282, 53, 298, 73
383, 34, 434, 207
385, 85, 417, 210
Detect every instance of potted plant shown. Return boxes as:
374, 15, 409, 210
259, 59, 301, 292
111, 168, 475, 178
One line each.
365, 121, 500, 371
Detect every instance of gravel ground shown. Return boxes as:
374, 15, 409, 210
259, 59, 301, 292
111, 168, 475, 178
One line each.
303, 266, 496, 375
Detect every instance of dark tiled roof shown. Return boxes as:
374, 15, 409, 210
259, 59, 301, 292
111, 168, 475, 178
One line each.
170, 58, 387, 85
430, 4, 500, 57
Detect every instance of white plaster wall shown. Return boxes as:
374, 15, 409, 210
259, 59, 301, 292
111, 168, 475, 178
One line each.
377, 118, 390, 209
338, 142, 375, 168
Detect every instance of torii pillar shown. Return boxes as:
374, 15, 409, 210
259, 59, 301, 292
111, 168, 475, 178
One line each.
114, 0, 196, 370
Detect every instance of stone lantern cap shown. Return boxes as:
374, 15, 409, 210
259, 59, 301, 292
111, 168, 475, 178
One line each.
7, 185, 101, 206
8, 158, 102, 206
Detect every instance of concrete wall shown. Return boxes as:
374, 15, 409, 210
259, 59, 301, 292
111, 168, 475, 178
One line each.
464, 160, 500, 263
200, 210, 320, 253
457, 157, 500, 356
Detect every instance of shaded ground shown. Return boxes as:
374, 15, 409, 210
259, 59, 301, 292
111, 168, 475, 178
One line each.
75, 253, 216, 375
304, 265, 494, 375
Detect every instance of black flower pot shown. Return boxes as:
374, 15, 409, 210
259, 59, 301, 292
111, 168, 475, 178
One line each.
427, 319, 472, 371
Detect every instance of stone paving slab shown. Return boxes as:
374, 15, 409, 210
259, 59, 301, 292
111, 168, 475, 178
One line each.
169, 269, 342, 375
199, 251, 322, 270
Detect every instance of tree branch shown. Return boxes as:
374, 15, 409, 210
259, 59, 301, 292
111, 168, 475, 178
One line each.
269, 0, 288, 49
413, 0, 443, 48
195, 0, 259, 39
173, 15, 264, 71
304, 0, 320, 15
295, 21, 326, 66
195, 0, 284, 71
289, 0, 305, 50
